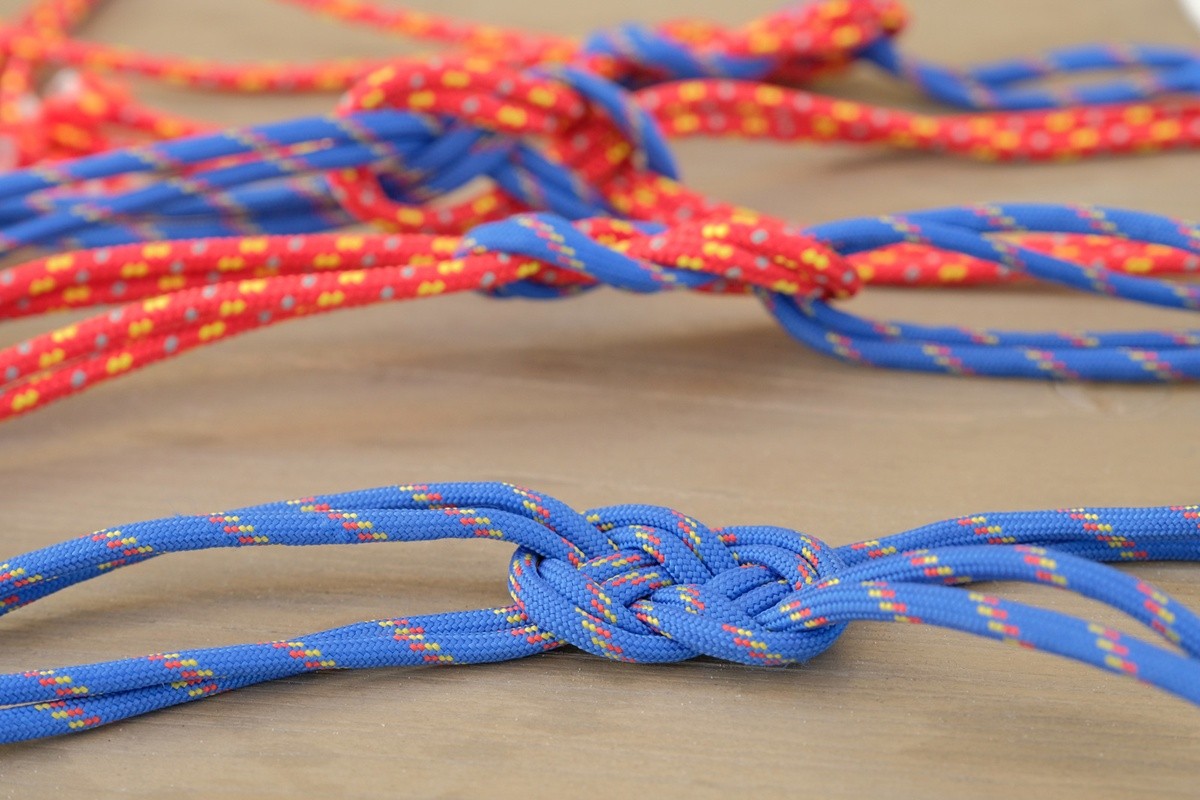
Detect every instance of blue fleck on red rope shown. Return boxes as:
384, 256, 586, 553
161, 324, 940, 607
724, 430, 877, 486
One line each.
1, 482, 1199, 742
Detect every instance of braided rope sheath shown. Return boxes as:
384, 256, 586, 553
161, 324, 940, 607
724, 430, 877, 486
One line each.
2, 481, 1199, 742
2, 60, 1200, 419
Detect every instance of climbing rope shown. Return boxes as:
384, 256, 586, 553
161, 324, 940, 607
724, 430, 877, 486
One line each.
2, 481, 1198, 742
2, 59, 1200, 420
1, 1, 1198, 744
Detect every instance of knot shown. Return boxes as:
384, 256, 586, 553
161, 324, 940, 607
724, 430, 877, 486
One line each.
457, 211, 860, 301
505, 497, 847, 664
582, 0, 905, 85
328, 59, 679, 234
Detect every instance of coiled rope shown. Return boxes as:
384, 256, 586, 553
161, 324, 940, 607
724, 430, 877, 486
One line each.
2, 481, 1198, 742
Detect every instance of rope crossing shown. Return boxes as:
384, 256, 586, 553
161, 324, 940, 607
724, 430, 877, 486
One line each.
2, 482, 1199, 742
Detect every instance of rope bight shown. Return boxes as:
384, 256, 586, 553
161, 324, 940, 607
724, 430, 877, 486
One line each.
1, 482, 1199, 743
1, 57, 1200, 421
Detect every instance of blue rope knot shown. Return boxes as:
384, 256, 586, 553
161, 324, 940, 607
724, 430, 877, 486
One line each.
452, 203, 1200, 382
509, 503, 848, 665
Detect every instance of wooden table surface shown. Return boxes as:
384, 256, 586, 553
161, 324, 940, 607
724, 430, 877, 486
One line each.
2, 1, 1200, 797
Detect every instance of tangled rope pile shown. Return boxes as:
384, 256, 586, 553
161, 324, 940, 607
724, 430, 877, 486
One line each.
2, 54, 1200, 420
2, 481, 1199, 742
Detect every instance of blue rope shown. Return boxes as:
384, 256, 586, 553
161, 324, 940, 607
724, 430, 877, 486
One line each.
1, 482, 1197, 742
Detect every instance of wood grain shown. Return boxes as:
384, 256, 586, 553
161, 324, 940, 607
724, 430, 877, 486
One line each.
1, 1, 1199, 797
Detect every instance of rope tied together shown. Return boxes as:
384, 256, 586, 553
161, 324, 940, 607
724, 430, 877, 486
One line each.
4, 481, 1200, 742
507, 498, 848, 664
2, 45, 1200, 255
6, 197, 1200, 422
330, 60, 682, 233
1, 0, 1200, 166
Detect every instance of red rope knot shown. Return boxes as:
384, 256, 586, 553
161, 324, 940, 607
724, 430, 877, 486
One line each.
458, 211, 860, 301
582, 0, 907, 85
507, 501, 848, 664
328, 58, 683, 235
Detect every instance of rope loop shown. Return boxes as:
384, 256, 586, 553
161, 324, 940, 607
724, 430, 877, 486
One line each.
864, 39, 1200, 110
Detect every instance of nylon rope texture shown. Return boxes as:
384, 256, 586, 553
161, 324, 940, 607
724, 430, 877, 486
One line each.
2, 481, 1199, 743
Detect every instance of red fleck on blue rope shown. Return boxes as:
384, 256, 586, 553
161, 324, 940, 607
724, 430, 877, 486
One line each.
2, 482, 1199, 742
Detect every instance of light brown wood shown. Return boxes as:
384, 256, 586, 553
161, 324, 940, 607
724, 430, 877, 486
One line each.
2, 1, 1200, 796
